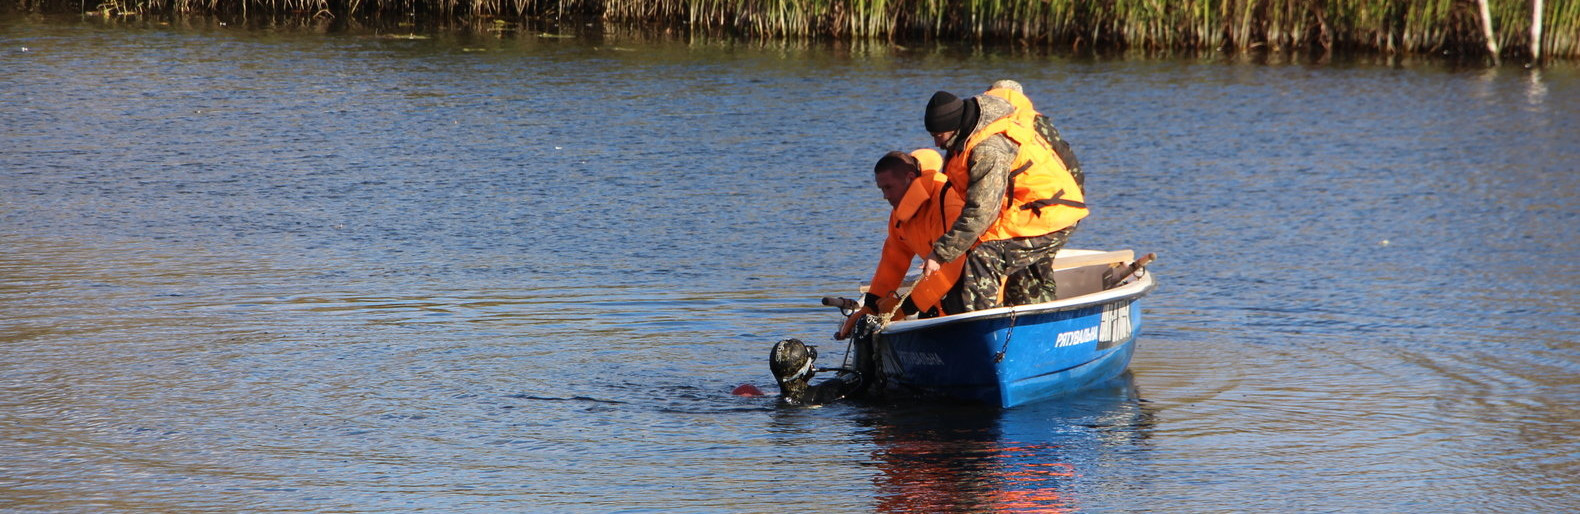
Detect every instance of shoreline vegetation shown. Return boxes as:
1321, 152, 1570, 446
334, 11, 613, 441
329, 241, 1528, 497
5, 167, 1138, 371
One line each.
11, 0, 1577, 63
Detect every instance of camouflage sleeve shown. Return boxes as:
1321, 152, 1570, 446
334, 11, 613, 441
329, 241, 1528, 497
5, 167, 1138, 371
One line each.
932, 135, 1016, 262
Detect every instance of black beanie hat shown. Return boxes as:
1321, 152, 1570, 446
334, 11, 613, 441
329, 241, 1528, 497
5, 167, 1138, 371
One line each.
925, 91, 964, 133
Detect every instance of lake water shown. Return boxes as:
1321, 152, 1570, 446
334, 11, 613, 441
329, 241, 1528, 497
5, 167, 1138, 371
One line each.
2, 14, 1577, 512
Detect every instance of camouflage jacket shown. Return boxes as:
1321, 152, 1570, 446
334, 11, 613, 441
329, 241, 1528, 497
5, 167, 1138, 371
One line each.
932, 93, 1017, 263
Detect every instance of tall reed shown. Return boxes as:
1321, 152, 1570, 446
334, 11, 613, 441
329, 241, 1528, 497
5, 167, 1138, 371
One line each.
21, 0, 1580, 60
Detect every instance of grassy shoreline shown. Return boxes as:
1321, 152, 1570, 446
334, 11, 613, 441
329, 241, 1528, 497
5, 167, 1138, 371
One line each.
12, 0, 1577, 61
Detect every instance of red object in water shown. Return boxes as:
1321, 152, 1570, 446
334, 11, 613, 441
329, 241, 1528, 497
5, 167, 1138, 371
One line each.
731, 384, 765, 397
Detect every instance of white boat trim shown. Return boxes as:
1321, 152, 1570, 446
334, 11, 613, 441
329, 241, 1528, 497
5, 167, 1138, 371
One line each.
881, 270, 1156, 336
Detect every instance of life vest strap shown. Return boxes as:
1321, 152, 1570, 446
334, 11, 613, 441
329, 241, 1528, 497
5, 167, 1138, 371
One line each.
1004, 160, 1034, 207
1006, 160, 1034, 181
1020, 189, 1087, 215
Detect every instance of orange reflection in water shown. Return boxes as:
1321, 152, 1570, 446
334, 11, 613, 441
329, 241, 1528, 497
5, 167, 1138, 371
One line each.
866, 376, 1149, 513
873, 435, 1076, 513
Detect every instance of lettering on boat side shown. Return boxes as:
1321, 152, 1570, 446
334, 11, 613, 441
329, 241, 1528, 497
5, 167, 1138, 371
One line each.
1098, 301, 1134, 350
898, 350, 945, 366
1055, 326, 1100, 347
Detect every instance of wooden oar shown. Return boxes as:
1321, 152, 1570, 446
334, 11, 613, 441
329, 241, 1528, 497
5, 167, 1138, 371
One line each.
1104, 253, 1156, 288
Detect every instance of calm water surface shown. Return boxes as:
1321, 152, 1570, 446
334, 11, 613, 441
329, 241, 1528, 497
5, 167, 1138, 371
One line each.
2, 14, 1577, 512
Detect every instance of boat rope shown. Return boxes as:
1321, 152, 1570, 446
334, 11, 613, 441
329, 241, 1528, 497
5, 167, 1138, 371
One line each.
875, 267, 925, 327
880, 286, 913, 326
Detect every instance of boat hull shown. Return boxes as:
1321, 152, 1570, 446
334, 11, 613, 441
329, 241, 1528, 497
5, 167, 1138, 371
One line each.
870, 273, 1153, 407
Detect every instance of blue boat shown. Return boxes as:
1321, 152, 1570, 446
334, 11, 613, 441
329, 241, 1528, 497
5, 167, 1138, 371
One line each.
777, 249, 1156, 408
869, 250, 1156, 407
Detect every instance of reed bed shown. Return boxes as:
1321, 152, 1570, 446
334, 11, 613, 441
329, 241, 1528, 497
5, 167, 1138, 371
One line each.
20, 0, 1580, 60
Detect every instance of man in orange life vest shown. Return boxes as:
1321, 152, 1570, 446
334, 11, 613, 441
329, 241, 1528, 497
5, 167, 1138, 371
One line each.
918, 84, 1088, 312
835, 148, 966, 340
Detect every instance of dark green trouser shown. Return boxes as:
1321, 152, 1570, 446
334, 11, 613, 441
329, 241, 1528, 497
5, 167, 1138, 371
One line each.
942, 227, 1075, 313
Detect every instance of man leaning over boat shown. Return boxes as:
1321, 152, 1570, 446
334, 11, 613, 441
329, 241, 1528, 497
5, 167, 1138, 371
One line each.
919, 82, 1088, 313
834, 148, 967, 340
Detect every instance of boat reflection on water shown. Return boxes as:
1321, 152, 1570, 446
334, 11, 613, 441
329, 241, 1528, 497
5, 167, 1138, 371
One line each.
855, 372, 1154, 513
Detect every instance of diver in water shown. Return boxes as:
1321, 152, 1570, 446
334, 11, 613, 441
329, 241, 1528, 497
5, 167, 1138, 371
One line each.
770, 314, 880, 406
771, 338, 855, 406
768, 338, 821, 404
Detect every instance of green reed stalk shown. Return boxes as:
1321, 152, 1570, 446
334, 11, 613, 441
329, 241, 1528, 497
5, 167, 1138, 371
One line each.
19, 0, 1579, 59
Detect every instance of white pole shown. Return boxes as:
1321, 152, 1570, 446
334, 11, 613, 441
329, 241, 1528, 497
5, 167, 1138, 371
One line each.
1478, 0, 1501, 65
1532, 0, 1544, 62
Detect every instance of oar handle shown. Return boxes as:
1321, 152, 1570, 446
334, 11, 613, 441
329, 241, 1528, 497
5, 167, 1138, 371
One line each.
1133, 253, 1156, 269
1103, 253, 1157, 288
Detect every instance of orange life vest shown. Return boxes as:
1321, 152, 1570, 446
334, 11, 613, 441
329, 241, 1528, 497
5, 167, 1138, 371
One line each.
868, 151, 966, 316
943, 114, 1087, 242
984, 86, 1085, 192
985, 87, 1041, 128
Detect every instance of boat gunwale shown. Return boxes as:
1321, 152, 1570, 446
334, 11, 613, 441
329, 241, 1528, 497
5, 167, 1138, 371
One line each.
878, 269, 1156, 336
